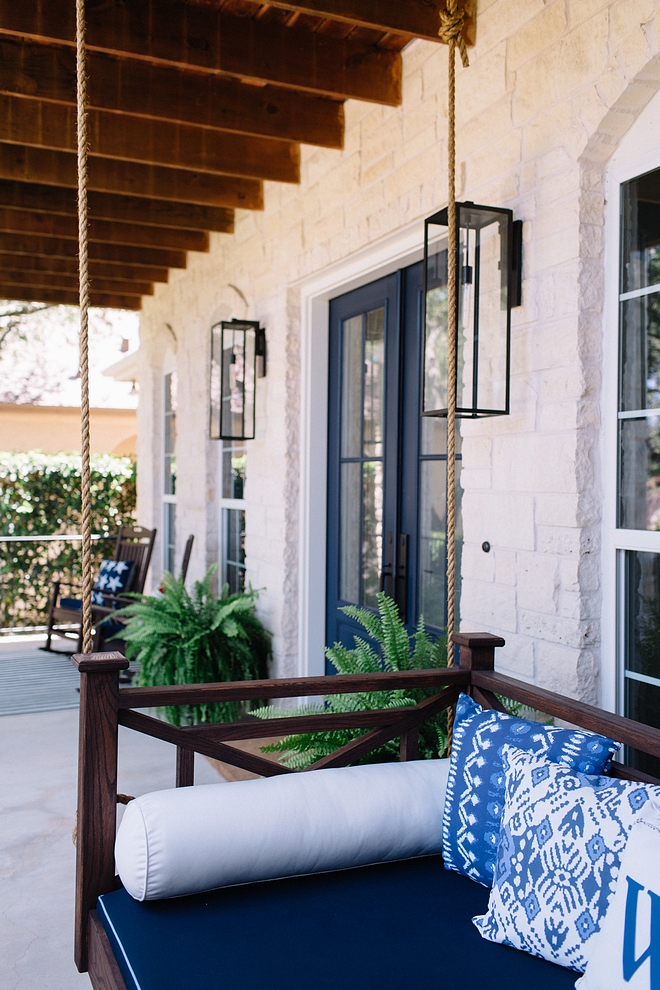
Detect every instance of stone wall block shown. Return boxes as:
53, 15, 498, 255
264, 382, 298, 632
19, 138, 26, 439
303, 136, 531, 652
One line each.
494, 547, 517, 586
463, 492, 535, 550
516, 551, 559, 612
512, 12, 609, 124
534, 639, 581, 697
461, 542, 496, 582
492, 632, 536, 679
460, 578, 518, 632
506, 1, 568, 73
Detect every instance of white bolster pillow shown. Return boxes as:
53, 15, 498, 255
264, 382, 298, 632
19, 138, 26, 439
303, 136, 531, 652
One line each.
116, 758, 449, 901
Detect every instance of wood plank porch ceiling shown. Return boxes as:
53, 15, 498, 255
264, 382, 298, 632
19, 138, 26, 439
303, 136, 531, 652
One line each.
0, 0, 474, 311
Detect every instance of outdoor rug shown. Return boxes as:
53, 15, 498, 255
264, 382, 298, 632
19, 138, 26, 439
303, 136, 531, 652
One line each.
0, 637, 80, 716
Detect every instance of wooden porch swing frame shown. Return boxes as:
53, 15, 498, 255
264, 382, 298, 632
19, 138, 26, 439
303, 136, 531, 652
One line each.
72, 632, 660, 989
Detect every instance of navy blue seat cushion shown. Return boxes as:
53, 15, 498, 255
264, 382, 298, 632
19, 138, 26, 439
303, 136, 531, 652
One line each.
98, 855, 576, 990
59, 598, 82, 610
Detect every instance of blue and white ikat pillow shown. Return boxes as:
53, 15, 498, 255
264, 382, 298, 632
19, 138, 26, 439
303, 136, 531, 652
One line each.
473, 746, 660, 973
442, 693, 619, 886
91, 559, 135, 606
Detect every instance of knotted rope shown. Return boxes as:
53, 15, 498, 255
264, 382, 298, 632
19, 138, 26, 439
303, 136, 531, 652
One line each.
439, 1, 469, 749
76, 0, 93, 654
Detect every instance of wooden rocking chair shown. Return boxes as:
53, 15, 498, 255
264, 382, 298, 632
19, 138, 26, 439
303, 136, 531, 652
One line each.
43, 525, 156, 654
92, 533, 195, 656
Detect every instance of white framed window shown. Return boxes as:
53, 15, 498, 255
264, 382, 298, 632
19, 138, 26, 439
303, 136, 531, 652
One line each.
219, 440, 246, 594
612, 168, 660, 778
163, 370, 177, 573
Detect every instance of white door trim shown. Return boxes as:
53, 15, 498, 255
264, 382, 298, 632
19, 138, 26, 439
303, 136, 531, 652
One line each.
601, 97, 660, 714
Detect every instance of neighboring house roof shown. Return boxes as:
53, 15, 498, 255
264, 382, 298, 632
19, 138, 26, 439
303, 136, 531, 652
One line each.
0, 403, 136, 456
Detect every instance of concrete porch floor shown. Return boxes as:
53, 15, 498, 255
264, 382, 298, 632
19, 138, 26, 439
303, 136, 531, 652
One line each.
0, 636, 223, 990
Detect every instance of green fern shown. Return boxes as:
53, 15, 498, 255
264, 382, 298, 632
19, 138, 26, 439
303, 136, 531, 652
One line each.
254, 593, 448, 768
114, 567, 271, 726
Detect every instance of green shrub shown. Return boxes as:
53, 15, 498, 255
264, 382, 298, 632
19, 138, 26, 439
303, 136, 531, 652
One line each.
116, 567, 272, 726
0, 451, 136, 627
254, 593, 448, 769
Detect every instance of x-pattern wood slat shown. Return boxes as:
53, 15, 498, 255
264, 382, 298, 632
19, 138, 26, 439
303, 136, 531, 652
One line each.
0, 0, 468, 305
117, 683, 460, 775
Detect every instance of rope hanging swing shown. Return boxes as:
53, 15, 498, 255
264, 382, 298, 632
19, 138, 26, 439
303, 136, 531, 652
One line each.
76, 0, 93, 654
438, 1, 469, 668
437, 2, 469, 748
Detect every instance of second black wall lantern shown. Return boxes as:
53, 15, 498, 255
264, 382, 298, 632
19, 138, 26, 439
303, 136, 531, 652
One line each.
209, 319, 266, 441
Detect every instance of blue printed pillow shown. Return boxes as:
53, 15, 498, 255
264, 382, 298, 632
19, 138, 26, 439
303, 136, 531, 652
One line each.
442, 693, 619, 886
92, 559, 134, 606
473, 745, 660, 972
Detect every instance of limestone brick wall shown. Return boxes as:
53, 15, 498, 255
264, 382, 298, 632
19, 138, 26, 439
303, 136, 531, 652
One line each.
137, 0, 660, 698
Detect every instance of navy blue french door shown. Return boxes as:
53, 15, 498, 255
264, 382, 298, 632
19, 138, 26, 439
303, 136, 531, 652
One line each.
326, 262, 461, 667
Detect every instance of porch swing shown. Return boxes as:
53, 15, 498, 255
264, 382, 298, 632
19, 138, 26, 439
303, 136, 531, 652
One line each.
70, 4, 660, 990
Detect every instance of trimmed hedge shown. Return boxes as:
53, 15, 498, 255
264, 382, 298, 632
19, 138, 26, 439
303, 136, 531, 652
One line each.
0, 452, 136, 628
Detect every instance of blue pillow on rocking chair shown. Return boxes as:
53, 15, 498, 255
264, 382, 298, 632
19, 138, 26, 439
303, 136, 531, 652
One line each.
91, 559, 135, 606
60, 559, 135, 610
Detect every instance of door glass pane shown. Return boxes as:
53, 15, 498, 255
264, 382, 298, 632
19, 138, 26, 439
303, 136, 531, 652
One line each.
621, 171, 660, 294
339, 462, 361, 604
341, 315, 363, 458
420, 418, 464, 457
363, 308, 385, 458
338, 308, 385, 609
418, 459, 463, 629
362, 460, 383, 608
419, 460, 446, 628
618, 415, 660, 530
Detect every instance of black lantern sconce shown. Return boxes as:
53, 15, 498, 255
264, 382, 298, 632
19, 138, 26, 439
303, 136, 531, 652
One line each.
423, 201, 522, 418
209, 319, 266, 441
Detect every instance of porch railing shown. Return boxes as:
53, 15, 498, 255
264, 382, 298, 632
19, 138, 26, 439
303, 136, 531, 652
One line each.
0, 534, 115, 631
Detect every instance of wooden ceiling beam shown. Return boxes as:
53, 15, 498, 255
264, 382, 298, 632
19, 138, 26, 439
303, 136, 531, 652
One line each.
0, 270, 154, 296
0, 144, 263, 210
0, 206, 209, 252
0, 283, 142, 311
0, 94, 300, 184
0, 0, 401, 105
0, 179, 233, 233
0, 252, 169, 283
0, 39, 344, 150
0, 232, 187, 270
260, 1, 476, 47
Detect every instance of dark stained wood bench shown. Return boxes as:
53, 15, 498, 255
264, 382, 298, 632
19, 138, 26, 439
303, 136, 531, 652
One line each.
72, 632, 660, 990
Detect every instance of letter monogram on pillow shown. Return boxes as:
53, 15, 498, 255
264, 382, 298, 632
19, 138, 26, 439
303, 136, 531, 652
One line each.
577, 799, 660, 990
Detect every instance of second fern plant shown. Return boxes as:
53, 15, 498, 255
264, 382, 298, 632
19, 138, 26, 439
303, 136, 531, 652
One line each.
254, 592, 447, 768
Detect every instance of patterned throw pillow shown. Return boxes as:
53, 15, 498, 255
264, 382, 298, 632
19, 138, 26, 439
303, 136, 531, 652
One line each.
473, 746, 660, 972
442, 693, 619, 886
92, 559, 135, 606
576, 799, 660, 989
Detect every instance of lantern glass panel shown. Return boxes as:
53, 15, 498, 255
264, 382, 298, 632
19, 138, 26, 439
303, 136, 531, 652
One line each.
209, 320, 257, 440
423, 202, 512, 418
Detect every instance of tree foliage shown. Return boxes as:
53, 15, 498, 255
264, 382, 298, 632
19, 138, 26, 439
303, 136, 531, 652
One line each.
116, 567, 272, 726
0, 451, 135, 627
254, 593, 449, 769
